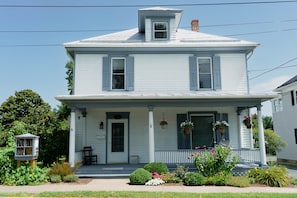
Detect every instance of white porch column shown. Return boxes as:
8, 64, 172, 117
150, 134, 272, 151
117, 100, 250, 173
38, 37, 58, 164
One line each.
148, 106, 155, 163
257, 105, 267, 166
69, 107, 76, 168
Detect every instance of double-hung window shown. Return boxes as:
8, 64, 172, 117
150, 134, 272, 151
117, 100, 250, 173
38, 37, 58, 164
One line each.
197, 57, 213, 89
111, 58, 125, 90
153, 22, 168, 40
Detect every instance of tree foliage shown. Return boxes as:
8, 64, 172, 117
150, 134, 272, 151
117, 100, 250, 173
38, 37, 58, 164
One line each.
0, 89, 69, 165
65, 60, 74, 95
253, 128, 287, 155
0, 89, 55, 136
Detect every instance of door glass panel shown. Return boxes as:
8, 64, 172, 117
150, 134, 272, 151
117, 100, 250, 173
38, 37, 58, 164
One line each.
191, 116, 214, 148
111, 123, 124, 152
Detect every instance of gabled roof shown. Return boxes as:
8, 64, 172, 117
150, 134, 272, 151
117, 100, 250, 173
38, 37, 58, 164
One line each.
275, 75, 297, 91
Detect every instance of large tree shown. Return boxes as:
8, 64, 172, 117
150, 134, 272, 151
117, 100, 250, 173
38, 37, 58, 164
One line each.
0, 89, 55, 136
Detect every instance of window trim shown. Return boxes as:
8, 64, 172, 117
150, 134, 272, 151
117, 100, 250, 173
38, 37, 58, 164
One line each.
197, 57, 213, 90
111, 57, 126, 90
152, 21, 169, 40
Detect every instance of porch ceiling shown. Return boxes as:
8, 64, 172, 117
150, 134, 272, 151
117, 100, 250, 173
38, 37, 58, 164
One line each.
56, 92, 277, 109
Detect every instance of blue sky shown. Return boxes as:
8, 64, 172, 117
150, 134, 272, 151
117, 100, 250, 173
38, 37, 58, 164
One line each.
1, 0, 297, 115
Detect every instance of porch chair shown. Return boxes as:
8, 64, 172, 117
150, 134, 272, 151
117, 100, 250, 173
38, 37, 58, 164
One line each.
82, 146, 98, 165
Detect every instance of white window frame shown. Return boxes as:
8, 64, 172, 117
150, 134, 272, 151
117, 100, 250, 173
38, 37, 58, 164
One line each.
111, 57, 126, 90
273, 98, 283, 113
153, 22, 168, 40
197, 57, 213, 89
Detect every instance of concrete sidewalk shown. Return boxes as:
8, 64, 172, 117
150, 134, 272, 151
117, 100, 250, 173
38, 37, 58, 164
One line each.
0, 178, 297, 194
0, 168, 297, 194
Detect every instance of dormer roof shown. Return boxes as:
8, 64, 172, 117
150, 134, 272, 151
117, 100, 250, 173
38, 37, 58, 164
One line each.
138, 7, 183, 33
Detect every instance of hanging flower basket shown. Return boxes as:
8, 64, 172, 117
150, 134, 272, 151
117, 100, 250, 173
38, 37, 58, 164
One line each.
243, 116, 252, 129
159, 120, 168, 129
180, 120, 194, 136
213, 121, 229, 134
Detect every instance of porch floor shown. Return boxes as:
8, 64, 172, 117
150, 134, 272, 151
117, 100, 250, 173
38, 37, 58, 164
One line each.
75, 163, 259, 178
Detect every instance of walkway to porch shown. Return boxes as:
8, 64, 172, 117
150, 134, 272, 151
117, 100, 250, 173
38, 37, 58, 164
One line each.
75, 162, 259, 178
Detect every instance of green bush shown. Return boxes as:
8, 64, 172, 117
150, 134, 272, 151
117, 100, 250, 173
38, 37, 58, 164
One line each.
291, 178, 297, 185
50, 174, 62, 183
161, 172, 182, 183
183, 172, 206, 186
144, 162, 169, 174
174, 165, 188, 179
2, 163, 49, 185
0, 148, 15, 183
129, 168, 152, 185
248, 166, 289, 187
226, 176, 250, 187
206, 171, 232, 186
48, 162, 74, 178
63, 174, 78, 183
194, 145, 238, 177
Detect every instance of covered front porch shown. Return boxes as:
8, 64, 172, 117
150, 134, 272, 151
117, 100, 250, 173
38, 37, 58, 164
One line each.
56, 92, 275, 168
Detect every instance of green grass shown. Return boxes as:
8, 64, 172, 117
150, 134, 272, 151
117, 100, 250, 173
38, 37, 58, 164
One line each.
1, 191, 297, 198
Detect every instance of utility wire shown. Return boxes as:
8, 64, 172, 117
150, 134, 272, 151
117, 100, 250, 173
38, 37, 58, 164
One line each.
249, 64, 297, 72
0, 0, 297, 8
249, 56, 297, 80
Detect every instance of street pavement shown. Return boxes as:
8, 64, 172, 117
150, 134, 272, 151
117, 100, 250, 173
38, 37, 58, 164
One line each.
0, 169, 297, 194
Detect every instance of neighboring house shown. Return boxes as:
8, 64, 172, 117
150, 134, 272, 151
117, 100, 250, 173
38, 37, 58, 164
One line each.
56, 7, 276, 167
272, 75, 297, 163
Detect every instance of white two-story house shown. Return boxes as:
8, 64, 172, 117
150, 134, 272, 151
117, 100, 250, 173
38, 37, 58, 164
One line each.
56, 7, 276, 167
272, 75, 297, 163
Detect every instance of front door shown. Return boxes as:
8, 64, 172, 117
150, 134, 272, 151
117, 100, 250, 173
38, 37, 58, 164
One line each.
191, 115, 214, 148
107, 119, 128, 163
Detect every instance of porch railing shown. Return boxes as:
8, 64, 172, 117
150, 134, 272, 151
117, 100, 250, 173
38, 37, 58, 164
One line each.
154, 148, 261, 164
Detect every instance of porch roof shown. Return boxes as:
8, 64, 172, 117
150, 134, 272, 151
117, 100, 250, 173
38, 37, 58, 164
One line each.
56, 91, 277, 108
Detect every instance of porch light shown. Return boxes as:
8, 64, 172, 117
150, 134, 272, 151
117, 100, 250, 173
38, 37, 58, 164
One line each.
99, 121, 104, 129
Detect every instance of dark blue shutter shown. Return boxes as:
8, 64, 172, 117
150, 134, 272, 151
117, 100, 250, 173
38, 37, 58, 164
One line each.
177, 114, 191, 149
189, 56, 197, 91
102, 56, 111, 91
126, 56, 134, 91
212, 55, 221, 90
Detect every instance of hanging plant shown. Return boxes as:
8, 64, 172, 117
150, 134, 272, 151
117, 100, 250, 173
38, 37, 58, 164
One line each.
243, 116, 252, 129
213, 120, 229, 134
180, 120, 194, 135
159, 119, 168, 129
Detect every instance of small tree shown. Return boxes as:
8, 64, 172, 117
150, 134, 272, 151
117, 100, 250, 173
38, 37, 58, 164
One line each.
253, 129, 287, 155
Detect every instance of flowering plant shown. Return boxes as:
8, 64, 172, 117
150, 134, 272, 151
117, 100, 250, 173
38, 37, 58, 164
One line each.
213, 120, 229, 131
243, 116, 252, 128
159, 119, 168, 126
180, 120, 194, 134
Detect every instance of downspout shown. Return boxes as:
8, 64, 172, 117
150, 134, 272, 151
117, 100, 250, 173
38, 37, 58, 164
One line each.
246, 50, 254, 94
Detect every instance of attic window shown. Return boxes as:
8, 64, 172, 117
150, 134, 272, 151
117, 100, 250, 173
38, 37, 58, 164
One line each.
153, 22, 168, 40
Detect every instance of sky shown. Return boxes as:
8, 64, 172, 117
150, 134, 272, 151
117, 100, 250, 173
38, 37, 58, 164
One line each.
1, 0, 297, 116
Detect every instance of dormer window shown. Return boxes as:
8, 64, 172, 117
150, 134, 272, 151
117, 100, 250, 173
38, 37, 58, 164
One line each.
153, 22, 168, 40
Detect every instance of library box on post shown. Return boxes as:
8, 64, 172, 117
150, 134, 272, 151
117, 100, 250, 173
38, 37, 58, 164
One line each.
15, 133, 39, 160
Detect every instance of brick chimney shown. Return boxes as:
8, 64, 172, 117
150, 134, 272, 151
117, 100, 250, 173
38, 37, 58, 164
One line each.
191, 19, 199, 32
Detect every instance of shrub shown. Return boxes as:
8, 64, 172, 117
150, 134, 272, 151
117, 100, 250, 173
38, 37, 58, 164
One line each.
48, 162, 74, 178
206, 171, 232, 186
161, 172, 182, 183
50, 174, 62, 183
183, 172, 206, 186
0, 148, 15, 184
226, 176, 250, 187
291, 179, 297, 185
174, 165, 188, 179
248, 166, 289, 187
63, 174, 78, 183
129, 168, 152, 185
193, 145, 238, 177
2, 163, 49, 185
144, 162, 169, 174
